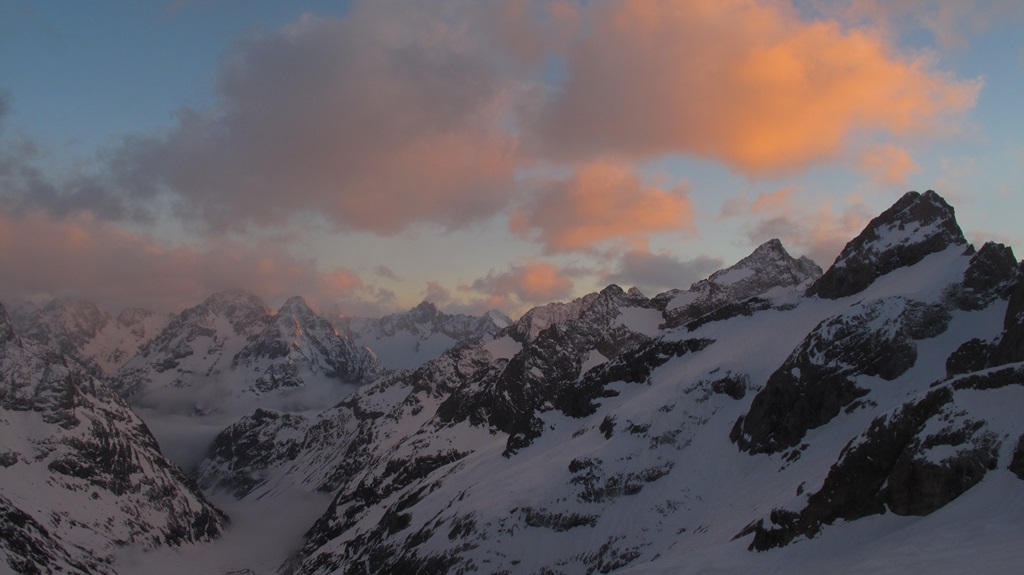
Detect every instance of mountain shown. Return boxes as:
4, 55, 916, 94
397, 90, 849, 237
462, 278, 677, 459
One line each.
111, 291, 380, 417
806, 189, 966, 299
234, 296, 383, 394
0, 303, 226, 574
111, 290, 274, 408
336, 301, 512, 369
13, 298, 171, 379
657, 237, 822, 328
193, 190, 1024, 575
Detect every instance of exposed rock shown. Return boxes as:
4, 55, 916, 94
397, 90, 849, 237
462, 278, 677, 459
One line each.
0, 303, 226, 572
1009, 434, 1024, 481
733, 297, 945, 454
945, 242, 1018, 310
989, 263, 1024, 366
807, 190, 967, 299
662, 239, 820, 329
945, 338, 994, 378
234, 296, 382, 393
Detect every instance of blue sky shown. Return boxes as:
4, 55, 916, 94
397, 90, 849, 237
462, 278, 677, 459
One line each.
1, 0, 1022, 317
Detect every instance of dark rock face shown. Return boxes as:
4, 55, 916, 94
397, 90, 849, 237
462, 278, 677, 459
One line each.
807, 190, 967, 299
745, 367, 1023, 551
946, 242, 1018, 310
945, 338, 993, 378
0, 302, 226, 571
435, 284, 662, 454
733, 298, 945, 454
990, 263, 1024, 366
1009, 434, 1024, 481
199, 409, 311, 497
1, 494, 106, 575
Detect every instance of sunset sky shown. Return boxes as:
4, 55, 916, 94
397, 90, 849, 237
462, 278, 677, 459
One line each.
1, 0, 1022, 317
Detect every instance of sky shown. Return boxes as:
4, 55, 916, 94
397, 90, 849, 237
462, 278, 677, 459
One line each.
1, 0, 1022, 318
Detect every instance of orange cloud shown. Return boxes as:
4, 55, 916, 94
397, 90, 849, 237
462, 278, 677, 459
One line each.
858, 144, 920, 184
510, 161, 695, 253
465, 260, 574, 304
531, 0, 981, 174
0, 209, 370, 313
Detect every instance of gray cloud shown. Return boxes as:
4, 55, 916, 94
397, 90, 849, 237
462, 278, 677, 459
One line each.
106, 4, 518, 234
606, 249, 724, 295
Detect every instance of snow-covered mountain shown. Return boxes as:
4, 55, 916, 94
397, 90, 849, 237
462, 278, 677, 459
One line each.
111, 290, 274, 407
657, 237, 822, 328
193, 190, 1024, 575
6, 190, 1024, 575
234, 296, 383, 394
112, 291, 380, 415
0, 303, 226, 574
336, 301, 512, 369
13, 298, 171, 379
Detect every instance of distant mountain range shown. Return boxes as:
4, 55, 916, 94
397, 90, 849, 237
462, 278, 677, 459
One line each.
3, 190, 1023, 574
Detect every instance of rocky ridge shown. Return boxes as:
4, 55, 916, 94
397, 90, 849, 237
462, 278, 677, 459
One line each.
0, 303, 226, 574
191, 190, 1024, 575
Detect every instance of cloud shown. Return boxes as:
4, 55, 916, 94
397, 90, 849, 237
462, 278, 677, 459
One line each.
721, 186, 800, 218
719, 186, 872, 267
838, 0, 1024, 50
422, 281, 452, 305
605, 249, 723, 294
528, 0, 981, 175
746, 204, 873, 268
464, 260, 574, 306
107, 3, 518, 233
0, 208, 377, 314
373, 265, 401, 281
510, 160, 695, 253
858, 144, 920, 184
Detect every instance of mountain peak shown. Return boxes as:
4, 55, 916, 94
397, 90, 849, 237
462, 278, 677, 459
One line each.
278, 295, 314, 316
807, 190, 966, 299
0, 302, 18, 344
410, 300, 440, 322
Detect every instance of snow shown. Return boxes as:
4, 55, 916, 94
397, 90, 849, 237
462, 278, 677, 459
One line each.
618, 306, 664, 336
6, 193, 1023, 575
113, 490, 333, 575
711, 267, 755, 286
484, 334, 521, 360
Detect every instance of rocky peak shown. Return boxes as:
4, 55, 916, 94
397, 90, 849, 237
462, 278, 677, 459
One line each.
277, 295, 317, 321
507, 292, 602, 343
199, 290, 270, 322
22, 298, 111, 346
807, 190, 967, 299
660, 239, 821, 328
963, 242, 1017, 294
409, 301, 441, 323
116, 307, 156, 328
0, 302, 18, 345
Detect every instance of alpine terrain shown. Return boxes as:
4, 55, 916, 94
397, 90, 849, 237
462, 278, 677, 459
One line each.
3, 190, 1024, 574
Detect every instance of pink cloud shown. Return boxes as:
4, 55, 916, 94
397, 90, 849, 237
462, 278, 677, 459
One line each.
463, 260, 575, 308
0, 209, 376, 314
111, 5, 517, 234
858, 144, 920, 184
510, 160, 695, 253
